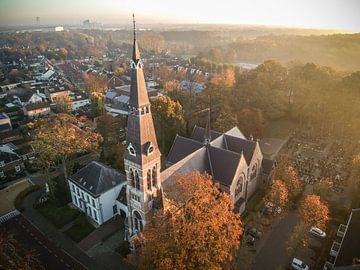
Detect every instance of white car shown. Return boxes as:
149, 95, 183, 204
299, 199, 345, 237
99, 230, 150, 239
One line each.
292, 258, 309, 270
309, 227, 326, 238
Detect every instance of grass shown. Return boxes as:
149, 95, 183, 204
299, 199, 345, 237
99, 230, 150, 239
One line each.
14, 184, 41, 211
64, 214, 95, 243
263, 119, 299, 139
37, 201, 80, 228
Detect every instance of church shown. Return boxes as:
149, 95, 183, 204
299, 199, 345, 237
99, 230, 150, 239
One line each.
68, 18, 274, 239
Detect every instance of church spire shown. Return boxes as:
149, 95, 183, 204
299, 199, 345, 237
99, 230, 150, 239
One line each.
128, 14, 149, 108
204, 108, 211, 145
132, 13, 140, 63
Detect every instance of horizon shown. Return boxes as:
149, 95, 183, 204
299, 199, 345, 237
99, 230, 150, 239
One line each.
0, 0, 359, 32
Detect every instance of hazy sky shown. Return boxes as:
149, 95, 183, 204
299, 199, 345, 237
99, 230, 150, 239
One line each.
0, 0, 359, 31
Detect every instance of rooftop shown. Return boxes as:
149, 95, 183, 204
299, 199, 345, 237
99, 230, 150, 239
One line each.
69, 161, 126, 197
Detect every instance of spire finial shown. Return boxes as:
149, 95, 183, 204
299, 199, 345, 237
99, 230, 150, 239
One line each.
132, 13, 136, 41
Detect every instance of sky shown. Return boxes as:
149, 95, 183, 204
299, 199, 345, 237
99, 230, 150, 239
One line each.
0, 0, 359, 31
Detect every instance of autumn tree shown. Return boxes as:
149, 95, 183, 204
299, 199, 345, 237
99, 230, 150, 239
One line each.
151, 96, 185, 155
314, 179, 333, 202
133, 172, 242, 270
59, 47, 68, 59
213, 110, 238, 133
274, 160, 303, 201
115, 66, 126, 77
84, 73, 108, 116
299, 195, 330, 230
236, 107, 265, 138
31, 114, 102, 180
265, 180, 289, 209
54, 95, 72, 113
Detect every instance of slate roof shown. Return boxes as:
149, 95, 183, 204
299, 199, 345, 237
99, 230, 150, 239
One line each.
16, 90, 35, 103
25, 102, 50, 111
116, 185, 127, 206
167, 135, 203, 165
0, 123, 12, 132
0, 150, 21, 164
165, 125, 273, 188
69, 161, 126, 197
191, 126, 222, 143
262, 158, 275, 175
224, 134, 257, 164
335, 209, 360, 267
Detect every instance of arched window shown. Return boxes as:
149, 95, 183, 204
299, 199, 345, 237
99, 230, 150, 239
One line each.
129, 169, 135, 187
235, 176, 244, 199
134, 171, 140, 190
152, 166, 157, 187
251, 163, 258, 180
133, 211, 143, 233
147, 169, 152, 190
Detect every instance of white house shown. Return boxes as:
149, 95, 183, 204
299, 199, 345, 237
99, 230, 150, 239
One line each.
70, 93, 90, 111
68, 161, 128, 225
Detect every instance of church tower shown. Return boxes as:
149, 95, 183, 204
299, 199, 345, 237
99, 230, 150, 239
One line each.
124, 15, 161, 238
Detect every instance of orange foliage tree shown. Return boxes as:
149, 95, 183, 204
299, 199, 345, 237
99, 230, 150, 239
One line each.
275, 160, 303, 201
265, 180, 289, 209
151, 96, 185, 155
133, 172, 243, 270
32, 114, 102, 180
299, 195, 330, 230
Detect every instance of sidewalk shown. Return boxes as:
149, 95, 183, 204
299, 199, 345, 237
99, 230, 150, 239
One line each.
21, 190, 107, 270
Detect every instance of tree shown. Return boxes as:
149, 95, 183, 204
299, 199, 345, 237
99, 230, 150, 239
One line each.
236, 107, 265, 138
59, 47, 68, 59
151, 96, 185, 155
114, 66, 126, 77
31, 114, 102, 180
213, 110, 238, 132
299, 195, 330, 230
54, 95, 72, 113
83, 74, 108, 116
133, 172, 243, 270
265, 180, 289, 209
274, 160, 303, 201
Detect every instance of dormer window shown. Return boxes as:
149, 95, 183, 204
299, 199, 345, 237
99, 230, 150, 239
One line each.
127, 142, 136, 157
145, 142, 154, 156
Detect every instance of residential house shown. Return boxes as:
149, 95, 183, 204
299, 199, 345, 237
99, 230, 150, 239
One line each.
0, 113, 12, 133
0, 144, 25, 179
45, 87, 71, 103
23, 102, 51, 118
68, 161, 128, 225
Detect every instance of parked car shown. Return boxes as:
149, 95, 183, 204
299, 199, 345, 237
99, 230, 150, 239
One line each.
246, 227, 262, 239
291, 258, 309, 270
309, 227, 326, 238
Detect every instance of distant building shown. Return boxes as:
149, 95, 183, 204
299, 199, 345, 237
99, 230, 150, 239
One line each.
68, 161, 128, 225
0, 143, 25, 179
0, 113, 12, 133
45, 87, 71, 103
55, 26, 64, 32
330, 208, 360, 269
10, 88, 43, 106
23, 102, 51, 118
70, 93, 90, 111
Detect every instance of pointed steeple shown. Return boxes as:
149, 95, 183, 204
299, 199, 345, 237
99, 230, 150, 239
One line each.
204, 108, 211, 145
132, 13, 141, 63
129, 14, 150, 108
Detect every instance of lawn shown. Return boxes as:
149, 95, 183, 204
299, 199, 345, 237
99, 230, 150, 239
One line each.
37, 202, 80, 229
64, 215, 95, 243
263, 119, 299, 139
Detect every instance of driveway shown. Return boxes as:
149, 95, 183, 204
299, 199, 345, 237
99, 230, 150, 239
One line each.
253, 212, 300, 270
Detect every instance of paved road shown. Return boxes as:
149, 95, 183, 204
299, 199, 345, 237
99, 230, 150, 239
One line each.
1, 214, 86, 270
253, 212, 300, 270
